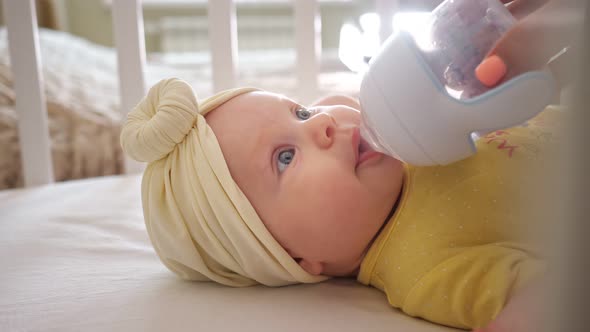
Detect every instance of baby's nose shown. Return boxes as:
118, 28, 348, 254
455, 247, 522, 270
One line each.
308, 112, 335, 149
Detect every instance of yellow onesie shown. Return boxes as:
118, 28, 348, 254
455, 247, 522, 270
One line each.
358, 107, 563, 330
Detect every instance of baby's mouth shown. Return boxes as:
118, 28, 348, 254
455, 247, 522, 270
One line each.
358, 136, 370, 157
355, 127, 382, 169
356, 132, 380, 168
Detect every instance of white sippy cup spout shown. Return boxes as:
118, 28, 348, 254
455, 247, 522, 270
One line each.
359, 34, 442, 165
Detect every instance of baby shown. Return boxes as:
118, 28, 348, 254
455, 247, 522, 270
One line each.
121, 78, 559, 331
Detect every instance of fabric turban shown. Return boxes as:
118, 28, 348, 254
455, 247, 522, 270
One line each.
120, 78, 327, 287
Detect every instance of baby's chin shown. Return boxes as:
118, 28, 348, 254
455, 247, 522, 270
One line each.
357, 154, 404, 183
382, 154, 403, 164
381, 154, 405, 174
381, 157, 405, 210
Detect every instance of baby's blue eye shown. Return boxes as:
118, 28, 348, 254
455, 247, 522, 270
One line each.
295, 107, 312, 120
277, 148, 295, 173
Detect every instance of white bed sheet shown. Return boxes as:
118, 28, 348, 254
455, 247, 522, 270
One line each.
0, 175, 458, 332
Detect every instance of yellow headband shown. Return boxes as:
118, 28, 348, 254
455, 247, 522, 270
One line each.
120, 78, 327, 286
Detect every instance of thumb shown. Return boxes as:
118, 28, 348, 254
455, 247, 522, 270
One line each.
476, 0, 579, 88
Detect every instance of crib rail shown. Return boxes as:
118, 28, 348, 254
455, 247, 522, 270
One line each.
3, 0, 53, 187
208, 0, 238, 91
294, 0, 321, 101
4, 0, 392, 187
112, 0, 147, 174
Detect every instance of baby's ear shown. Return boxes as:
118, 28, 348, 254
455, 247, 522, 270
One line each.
297, 258, 324, 276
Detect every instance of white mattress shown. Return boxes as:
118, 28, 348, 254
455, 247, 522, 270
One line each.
0, 175, 458, 332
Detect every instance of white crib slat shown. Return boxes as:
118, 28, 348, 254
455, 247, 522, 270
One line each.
294, 0, 321, 103
112, 0, 146, 118
375, 0, 398, 44
3, 0, 54, 187
208, 0, 238, 91
112, 0, 147, 174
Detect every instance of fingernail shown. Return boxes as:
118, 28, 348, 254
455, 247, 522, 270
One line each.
475, 55, 507, 87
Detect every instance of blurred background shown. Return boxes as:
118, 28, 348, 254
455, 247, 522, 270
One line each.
0, 1, 441, 62
0, 0, 446, 189
0, 0, 445, 92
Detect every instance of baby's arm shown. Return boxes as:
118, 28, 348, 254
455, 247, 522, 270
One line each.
395, 244, 544, 330
311, 95, 360, 110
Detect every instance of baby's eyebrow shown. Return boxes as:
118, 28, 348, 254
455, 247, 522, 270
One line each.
261, 158, 275, 181
250, 124, 279, 191
279, 99, 292, 109
279, 96, 299, 109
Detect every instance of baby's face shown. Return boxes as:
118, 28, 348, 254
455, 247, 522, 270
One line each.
206, 91, 404, 276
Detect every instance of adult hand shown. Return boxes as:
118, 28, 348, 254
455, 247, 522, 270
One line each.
475, 0, 584, 88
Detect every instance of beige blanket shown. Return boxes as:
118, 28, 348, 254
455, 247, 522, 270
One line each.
0, 29, 124, 189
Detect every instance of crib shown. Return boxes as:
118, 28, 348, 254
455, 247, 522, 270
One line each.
0, 0, 461, 331
1, 0, 586, 331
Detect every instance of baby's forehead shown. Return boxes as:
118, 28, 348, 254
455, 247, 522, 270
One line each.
240, 90, 294, 104
222, 91, 295, 118
207, 91, 290, 136
207, 89, 301, 139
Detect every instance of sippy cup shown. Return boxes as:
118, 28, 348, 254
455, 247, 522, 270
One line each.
359, 0, 555, 166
